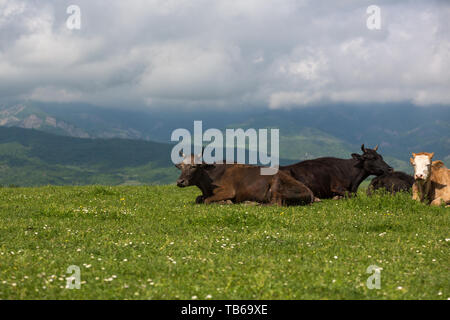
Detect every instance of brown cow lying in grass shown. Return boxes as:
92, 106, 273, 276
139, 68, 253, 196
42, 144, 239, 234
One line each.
410, 152, 450, 206
176, 155, 316, 206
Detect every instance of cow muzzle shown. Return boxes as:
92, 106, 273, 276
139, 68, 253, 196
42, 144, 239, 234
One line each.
414, 174, 426, 181
177, 179, 187, 187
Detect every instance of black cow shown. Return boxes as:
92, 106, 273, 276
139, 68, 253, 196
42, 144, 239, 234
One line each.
280, 144, 393, 199
367, 171, 414, 195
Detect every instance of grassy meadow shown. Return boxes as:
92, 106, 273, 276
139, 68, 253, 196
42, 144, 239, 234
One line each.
0, 185, 448, 300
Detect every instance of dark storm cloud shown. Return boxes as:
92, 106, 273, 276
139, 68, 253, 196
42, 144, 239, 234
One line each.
0, 0, 449, 109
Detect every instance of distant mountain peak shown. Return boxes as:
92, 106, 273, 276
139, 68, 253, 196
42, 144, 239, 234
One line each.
0, 104, 90, 138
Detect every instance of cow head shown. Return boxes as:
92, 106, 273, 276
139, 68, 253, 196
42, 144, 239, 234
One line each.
410, 152, 434, 182
351, 144, 393, 176
175, 153, 214, 187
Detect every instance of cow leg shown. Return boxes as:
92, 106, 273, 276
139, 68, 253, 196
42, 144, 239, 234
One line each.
216, 200, 234, 205
268, 175, 283, 206
288, 191, 315, 205
330, 185, 349, 198
430, 197, 445, 206
195, 195, 205, 204
412, 183, 420, 201
269, 191, 284, 206
331, 187, 349, 199
204, 187, 235, 204
268, 175, 291, 206
271, 176, 314, 206
243, 201, 259, 206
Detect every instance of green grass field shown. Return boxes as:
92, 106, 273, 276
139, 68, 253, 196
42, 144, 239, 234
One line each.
0, 185, 448, 300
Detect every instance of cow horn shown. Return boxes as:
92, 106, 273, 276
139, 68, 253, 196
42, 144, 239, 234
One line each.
430, 152, 434, 159
374, 144, 378, 151
361, 144, 366, 153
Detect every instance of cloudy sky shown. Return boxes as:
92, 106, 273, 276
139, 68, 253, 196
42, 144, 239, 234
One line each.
1, 0, 449, 110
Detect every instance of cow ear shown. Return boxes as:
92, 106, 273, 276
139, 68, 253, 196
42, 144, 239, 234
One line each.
175, 163, 181, 169
352, 154, 364, 168
412, 153, 416, 158
193, 153, 202, 165
410, 157, 414, 165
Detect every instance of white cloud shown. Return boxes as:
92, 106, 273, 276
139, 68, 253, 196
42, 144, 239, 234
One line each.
0, 0, 449, 109
137, 42, 247, 100
269, 91, 323, 109
28, 86, 82, 103
0, 0, 26, 25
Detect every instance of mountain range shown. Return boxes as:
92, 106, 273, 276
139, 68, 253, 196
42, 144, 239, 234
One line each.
0, 102, 448, 186
0, 126, 177, 186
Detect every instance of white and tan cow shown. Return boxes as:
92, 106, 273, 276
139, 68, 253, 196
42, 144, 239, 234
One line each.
410, 152, 450, 206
